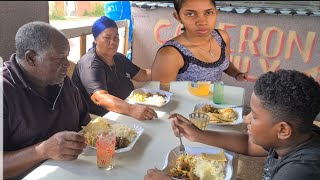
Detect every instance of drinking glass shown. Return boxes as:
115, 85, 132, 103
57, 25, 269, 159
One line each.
160, 81, 170, 91
96, 132, 116, 170
189, 113, 210, 130
213, 81, 224, 104
187, 81, 211, 96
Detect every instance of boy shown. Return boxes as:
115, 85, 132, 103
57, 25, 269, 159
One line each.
145, 69, 320, 180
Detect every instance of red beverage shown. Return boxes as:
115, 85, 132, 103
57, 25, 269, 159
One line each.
96, 132, 116, 170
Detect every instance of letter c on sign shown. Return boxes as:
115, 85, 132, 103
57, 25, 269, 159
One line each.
153, 19, 172, 45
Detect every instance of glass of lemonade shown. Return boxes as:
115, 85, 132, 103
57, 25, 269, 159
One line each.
187, 81, 211, 96
96, 132, 116, 170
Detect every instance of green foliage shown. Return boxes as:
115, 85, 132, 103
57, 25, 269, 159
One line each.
83, 10, 90, 16
50, 9, 66, 20
83, 3, 104, 17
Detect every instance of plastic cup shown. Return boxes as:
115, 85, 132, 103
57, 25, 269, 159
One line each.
160, 81, 170, 91
187, 81, 211, 96
189, 113, 210, 130
96, 132, 116, 170
213, 81, 224, 104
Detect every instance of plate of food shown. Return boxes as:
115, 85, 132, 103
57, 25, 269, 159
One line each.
127, 88, 173, 107
162, 146, 234, 180
194, 103, 243, 125
81, 116, 144, 153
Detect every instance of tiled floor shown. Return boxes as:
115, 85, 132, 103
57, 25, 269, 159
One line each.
237, 155, 265, 180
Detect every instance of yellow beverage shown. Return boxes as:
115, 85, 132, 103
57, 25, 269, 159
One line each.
187, 81, 210, 96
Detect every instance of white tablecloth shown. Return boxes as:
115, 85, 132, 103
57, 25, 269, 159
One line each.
24, 81, 245, 180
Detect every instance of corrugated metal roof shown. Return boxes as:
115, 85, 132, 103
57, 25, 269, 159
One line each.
131, 1, 320, 16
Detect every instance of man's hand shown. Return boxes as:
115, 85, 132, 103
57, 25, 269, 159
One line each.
130, 104, 158, 120
39, 131, 87, 161
144, 168, 172, 180
168, 113, 202, 142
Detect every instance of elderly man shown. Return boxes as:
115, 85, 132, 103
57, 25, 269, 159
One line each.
2, 21, 91, 179
72, 16, 157, 120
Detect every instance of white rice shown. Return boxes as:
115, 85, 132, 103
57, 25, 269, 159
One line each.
193, 156, 226, 180
110, 124, 137, 142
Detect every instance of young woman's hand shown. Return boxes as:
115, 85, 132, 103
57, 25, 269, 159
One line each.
235, 72, 248, 81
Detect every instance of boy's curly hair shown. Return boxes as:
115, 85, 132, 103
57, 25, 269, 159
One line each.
254, 69, 320, 133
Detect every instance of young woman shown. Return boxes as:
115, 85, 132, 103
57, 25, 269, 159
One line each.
151, 0, 247, 89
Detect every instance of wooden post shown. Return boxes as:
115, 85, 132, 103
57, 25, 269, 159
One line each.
123, 20, 129, 56
80, 35, 87, 57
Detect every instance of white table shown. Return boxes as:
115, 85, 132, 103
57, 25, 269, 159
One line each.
24, 81, 245, 180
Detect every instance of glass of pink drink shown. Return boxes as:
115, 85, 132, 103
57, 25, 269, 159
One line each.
96, 132, 116, 170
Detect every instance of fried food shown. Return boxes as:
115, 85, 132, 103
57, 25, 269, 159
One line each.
81, 117, 137, 150
81, 117, 111, 146
218, 108, 237, 122
195, 104, 238, 123
169, 151, 227, 180
169, 154, 198, 180
196, 104, 219, 114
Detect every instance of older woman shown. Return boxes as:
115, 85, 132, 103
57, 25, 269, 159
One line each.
72, 16, 157, 120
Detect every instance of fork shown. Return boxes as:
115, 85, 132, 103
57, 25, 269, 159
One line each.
216, 105, 250, 109
179, 136, 186, 155
171, 113, 186, 155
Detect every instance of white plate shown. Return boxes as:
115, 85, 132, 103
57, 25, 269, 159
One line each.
127, 88, 173, 107
194, 102, 243, 125
83, 119, 144, 153
162, 146, 234, 180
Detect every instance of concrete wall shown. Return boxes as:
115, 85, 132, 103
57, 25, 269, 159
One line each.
0, 1, 49, 62
131, 7, 320, 109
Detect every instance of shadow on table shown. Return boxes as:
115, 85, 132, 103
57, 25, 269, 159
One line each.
157, 98, 179, 114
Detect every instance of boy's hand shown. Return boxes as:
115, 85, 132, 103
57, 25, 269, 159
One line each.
168, 113, 201, 142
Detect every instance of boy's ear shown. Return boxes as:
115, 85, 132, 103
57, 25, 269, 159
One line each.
277, 122, 292, 140
25, 50, 37, 66
173, 12, 182, 24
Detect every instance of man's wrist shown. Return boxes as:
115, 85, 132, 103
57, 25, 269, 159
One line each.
35, 141, 48, 160
127, 103, 135, 116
